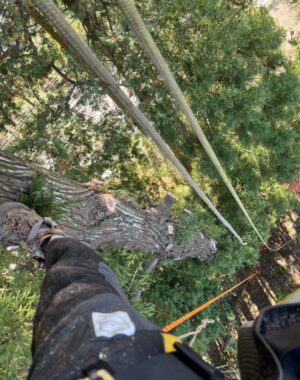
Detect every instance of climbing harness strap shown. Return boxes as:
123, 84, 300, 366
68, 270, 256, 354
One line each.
31, 0, 245, 244
79, 332, 221, 380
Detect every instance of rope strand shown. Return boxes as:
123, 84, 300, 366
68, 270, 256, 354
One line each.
163, 271, 259, 333
117, 0, 290, 251
31, 0, 245, 244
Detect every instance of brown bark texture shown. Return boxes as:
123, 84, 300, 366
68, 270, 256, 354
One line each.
0, 150, 217, 261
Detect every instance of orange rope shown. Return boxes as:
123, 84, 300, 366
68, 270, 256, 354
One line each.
162, 271, 259, 333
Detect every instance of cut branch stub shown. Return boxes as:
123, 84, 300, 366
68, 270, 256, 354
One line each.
0, 201, 41, 247
167, 232, 218, 262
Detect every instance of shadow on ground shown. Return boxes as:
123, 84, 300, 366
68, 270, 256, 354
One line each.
209, 209, 300, 378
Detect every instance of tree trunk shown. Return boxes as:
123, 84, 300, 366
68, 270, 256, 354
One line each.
0, 150, 217, 261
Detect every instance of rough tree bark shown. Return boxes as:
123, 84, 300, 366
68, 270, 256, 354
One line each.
0, 150, 217, 261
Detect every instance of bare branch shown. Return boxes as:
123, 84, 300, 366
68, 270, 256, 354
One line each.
179, 319, 215, 347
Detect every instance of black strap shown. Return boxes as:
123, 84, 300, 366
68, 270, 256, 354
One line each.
83, 332, 223, 380
175, 343, 223, 380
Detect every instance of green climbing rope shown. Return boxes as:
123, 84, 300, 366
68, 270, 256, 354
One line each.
117, 0, 285, 250
31, 0, 246, 244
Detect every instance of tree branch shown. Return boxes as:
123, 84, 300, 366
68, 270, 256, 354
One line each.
51, 63, 78, 85
0, 150, 218, 262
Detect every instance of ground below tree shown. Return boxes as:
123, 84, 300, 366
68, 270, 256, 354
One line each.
209, 208, 300, 378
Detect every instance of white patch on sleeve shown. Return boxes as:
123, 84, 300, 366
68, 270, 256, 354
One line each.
91, 311, 136, 338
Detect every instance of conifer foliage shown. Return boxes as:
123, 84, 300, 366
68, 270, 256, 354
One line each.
0, 1, 299, 378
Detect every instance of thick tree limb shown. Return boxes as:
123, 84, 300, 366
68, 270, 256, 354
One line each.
0, 150, 217, 261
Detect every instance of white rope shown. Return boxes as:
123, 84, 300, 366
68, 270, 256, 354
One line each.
117, 0, 281, 248
31, 0, 247, 244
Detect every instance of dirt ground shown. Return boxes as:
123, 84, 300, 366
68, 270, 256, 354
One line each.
209, 210, 300, 378
210, 2, 300, 369
268, 0, 300, 60
207, 4, 300, 377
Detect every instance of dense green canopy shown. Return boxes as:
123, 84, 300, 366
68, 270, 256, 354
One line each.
0, 0, 299, 377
